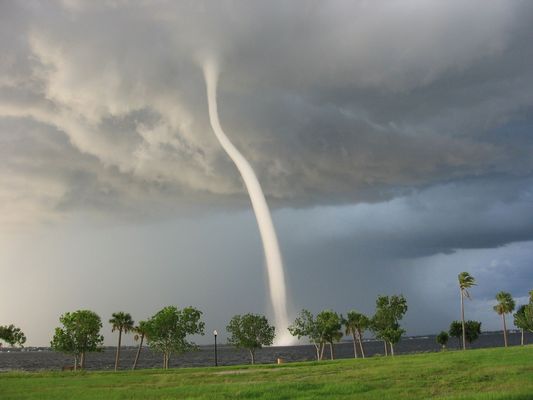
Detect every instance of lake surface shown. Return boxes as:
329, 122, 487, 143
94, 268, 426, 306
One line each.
1, 331, 530, 371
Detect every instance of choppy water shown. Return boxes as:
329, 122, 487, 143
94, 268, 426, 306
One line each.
1, 331, 530, 371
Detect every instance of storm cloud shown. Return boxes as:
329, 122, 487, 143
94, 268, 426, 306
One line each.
2, 1, 533, 219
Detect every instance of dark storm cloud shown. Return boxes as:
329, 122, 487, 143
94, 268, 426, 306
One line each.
275, 174, 533, 268
1, 0, 533, 223
273, 178, 533, 332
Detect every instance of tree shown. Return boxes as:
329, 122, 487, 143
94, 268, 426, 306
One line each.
464, 321, 482, 344
512, 289, 533, 346
50, 310, 104, 370
436, 331, 449, 350
0, 325, 26, 348
514, 301, 533, 346
109, 312, 134, 371
316, 310, 342, 360
380, 326, 405, 355
514, 305, 527, 345
449, 321, 462, 342
449, 320, 481, 347
343, 311, 370, 358
132, 320, 149, 370
458, 272, 476, 350
493, 291, 515, 348
371, 295, 408, 356
226, 313, 275, 364
526, 304, 533, 330
288, 309, 325, 361
146, 306, 205, 369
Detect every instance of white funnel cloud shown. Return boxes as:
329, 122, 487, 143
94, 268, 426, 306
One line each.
203, 60, 294, 345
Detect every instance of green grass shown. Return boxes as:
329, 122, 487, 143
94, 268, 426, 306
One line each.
1, 346, 532, 399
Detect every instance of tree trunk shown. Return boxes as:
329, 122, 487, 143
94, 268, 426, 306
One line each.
163, 353, 166, 369
80, 352, 85, 369
358, 330, 366, 358
521, 329, 524, 346
320, 342, 326, 360
390, 342, 394, 356
502, 313, 508, 348
314, 344, 320, 361
74, 355, 78, 371
249, 350, 255, 365
461, 290, 466, 350
166, 353, 170, 369
115, 329, 122, 371
329, 342, 334, 360
132, 334, 144, 370
384, 340, 388, 356
351, 333, 358, 358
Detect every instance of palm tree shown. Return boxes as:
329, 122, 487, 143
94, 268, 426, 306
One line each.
109, 312, 134, 371
132, 320, 149, 370
458, 272, 476, 350
344, 311, 369, 358
493, 291, 515, 347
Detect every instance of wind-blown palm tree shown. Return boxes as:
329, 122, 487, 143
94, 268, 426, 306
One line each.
493, 291, 515, 347
132, 320, 149, 370
109, 312, 134, 371
458, 272, 476, 350
344, 311, 370, 358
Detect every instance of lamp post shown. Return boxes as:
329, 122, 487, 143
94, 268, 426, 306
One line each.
213, 330, 218, 367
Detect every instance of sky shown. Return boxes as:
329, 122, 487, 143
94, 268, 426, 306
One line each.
1, 0, 532, 346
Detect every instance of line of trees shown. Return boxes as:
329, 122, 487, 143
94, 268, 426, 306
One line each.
289, 294, 408, 360
41, 294, 409, 369
436, 320, 482, 350
49, 306, 205, 370
2, 280, 532, 369
456, 272, 533, 349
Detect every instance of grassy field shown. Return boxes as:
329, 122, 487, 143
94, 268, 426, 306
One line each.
1, 346, 532, 400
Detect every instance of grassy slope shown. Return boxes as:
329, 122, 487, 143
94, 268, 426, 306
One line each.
1, 346, 532, 400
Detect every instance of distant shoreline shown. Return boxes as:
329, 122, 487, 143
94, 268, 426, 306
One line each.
1, 330, 525, 353
1, 331, 531, 372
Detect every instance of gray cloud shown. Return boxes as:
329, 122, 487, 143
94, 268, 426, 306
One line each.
1, 1, 533, 224
276, 175, 533, 260
273, 178, 533, 334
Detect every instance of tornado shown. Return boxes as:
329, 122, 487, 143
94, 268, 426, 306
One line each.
203, 61, 293, 345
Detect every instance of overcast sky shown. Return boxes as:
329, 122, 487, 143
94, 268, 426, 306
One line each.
1, 0, 532, 346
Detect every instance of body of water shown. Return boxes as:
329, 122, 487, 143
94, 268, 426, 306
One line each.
1, 331, 530, 371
